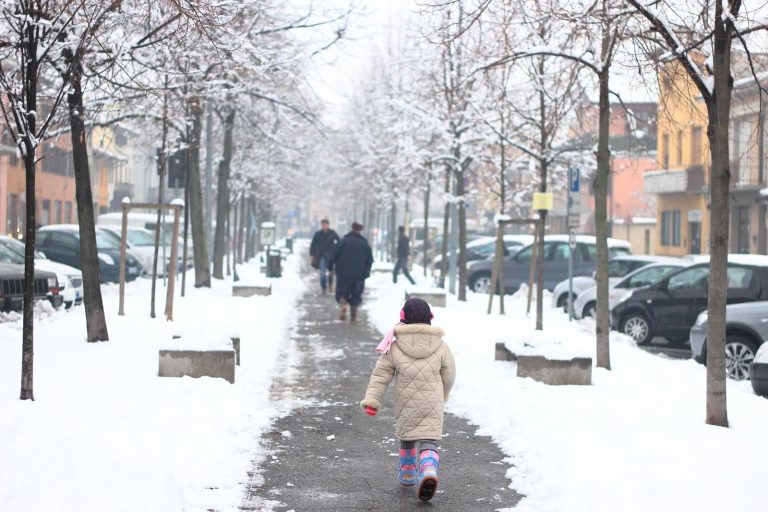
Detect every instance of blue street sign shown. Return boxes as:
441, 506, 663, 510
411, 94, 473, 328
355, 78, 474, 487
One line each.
569, 167, 580, 193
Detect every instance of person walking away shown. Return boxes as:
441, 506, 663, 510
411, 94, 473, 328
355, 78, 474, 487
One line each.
309, 219, 339, 294
393, 226, 416, 285
360, 298, 456, 502
326, 222, 373, 323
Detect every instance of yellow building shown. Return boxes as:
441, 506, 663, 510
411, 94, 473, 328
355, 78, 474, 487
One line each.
645, 60, 767, 255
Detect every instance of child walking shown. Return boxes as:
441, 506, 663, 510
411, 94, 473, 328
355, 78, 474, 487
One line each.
360, 298, 456, 502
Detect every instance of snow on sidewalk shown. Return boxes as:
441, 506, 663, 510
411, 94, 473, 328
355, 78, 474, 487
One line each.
364, 272, 768, 512
0, 253, 305, 512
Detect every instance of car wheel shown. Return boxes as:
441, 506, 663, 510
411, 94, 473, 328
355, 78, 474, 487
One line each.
621, 313, 653, 345
469, 273, 492, 294
582, 301, 596, 319
725, 335, 758, 381
556, 293, 574, 312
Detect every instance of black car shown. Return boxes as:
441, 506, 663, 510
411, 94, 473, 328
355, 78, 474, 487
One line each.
0, 246, 61, 311
36, 225, 142, 283
611, 258, 768, 345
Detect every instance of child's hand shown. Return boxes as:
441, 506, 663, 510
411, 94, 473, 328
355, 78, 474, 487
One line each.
359, 399, 378, 416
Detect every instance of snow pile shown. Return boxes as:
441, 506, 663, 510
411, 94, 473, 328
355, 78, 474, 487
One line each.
364, 271, 768, 512
0, 251, 305, 512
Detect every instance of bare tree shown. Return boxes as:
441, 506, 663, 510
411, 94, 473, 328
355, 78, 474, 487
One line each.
0, 0, 75, 399
627, 0, 768, 426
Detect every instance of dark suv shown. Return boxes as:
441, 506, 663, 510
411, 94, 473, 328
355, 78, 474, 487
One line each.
611, 257, 768, 345
0, 245, 61, 311
36, 225, 142, 283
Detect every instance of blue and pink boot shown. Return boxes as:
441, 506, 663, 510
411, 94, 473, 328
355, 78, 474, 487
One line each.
417, 449, 440, 501
398, 447, 418, 486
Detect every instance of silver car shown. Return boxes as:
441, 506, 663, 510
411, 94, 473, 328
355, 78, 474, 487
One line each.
572, 261, 687, 319
690, 301, 768, 380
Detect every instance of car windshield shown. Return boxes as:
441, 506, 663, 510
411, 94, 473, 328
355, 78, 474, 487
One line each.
0, 243, 24, 264
127, 229, 157, 246
608, 259, 639, 278
624, 265, 681, 288
1, 237, 44, 259
72, 230, 119, 249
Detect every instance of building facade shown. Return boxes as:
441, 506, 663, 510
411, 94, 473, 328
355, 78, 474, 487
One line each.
645, 62, 767, 256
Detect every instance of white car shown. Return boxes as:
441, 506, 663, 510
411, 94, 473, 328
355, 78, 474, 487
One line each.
99, 227, 188, 276
0, 235, 83, 309
571, 261, 688, 319
551, 255, 682, 310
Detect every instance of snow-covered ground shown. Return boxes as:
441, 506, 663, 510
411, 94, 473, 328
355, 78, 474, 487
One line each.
365, 270, 768, 512
0, 253, 305, 512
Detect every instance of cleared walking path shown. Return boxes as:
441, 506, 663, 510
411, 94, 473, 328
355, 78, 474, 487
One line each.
242, 265, 521, 511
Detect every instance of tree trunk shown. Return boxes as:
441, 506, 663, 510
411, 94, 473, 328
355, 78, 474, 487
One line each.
594, 65, 612, 369
456, 166, 468, 301
187, 95, 210, 287
213, 108, 235, 278
705, 12, 734, 427
238, 197, 246, 264
19, 23, 41, 400
439, 167, 451, 287
389, 199, 397, 262
68, 59, 109, 343
423, 179, 430, 278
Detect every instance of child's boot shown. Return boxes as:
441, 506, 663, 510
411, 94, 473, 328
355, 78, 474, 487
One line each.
417, 449, 440, 501
398, 447, 417, 486
350, 305, 358, 323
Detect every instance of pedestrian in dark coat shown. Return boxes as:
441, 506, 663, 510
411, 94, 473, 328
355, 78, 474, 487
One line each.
393, 226, 416, 285
327, 222, 373, 323
309, 219, 339, 293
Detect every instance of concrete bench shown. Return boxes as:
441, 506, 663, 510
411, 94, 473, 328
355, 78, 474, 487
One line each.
495, 342, 517, 361
405, 287, 447, 307
232, 283, 272, 297
158, 348, 235, 383
516, 355, 592, 385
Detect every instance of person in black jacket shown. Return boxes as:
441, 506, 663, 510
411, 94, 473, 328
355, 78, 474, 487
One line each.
393, 226, 416, 285
309, 219, 339, 293
327, 222, 373, 323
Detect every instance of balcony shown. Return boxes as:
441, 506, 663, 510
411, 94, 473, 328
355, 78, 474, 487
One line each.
644, 165, 709, 195
644, 169, 687, 194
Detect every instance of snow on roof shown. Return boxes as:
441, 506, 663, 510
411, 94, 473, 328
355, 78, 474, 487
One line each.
543, 235, 631, 247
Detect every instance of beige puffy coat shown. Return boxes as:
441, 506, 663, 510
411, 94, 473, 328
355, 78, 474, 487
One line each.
362, 324, 456, 441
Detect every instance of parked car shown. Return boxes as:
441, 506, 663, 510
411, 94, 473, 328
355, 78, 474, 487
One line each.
36, 225, 143, 283
551, 255, 683, 310
751, 343, 768, 396
433, 234, 534, 268
689, 301, 768, 381
98, 226, 188, 276
571, 261, 688, 319
0, 247, 61, 311
0, 235, 83, 308
612, 255, 768, 346
467, 235, 632, 294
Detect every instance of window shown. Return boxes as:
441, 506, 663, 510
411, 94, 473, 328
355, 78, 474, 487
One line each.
48, 232, 79, 251
626, 265, 679, 288
41, 199, 51, 226
668, 267, 710, 292
549, 243, 570, 262
65, 202, 72, 223
727, 267, 754, 289
676, 130, 683, 165
55, 200, 62, 224
691, 127, 703, 165
515, 242, 555, 263
661, 210, 681, 246
662, 133, 670, 168
608, 259, 635, 278
735, 206, 750, 253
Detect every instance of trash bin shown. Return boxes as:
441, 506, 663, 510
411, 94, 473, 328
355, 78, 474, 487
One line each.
285, 237, 294, 253
266, 248, 282, 278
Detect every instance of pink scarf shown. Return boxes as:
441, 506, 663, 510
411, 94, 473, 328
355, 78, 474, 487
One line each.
376, 324, 401, 353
